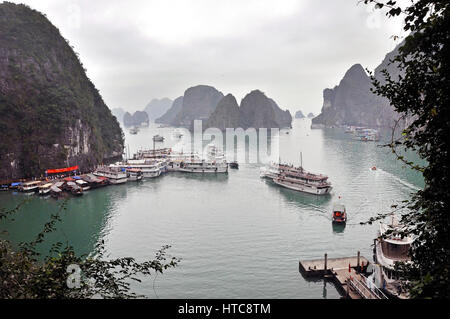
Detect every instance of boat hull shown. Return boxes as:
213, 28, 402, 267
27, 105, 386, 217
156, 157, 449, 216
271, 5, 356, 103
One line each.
38, 188, 51, 196
178, 166, 228, 173
273, 179, 332, 195
108, 178, 128, 185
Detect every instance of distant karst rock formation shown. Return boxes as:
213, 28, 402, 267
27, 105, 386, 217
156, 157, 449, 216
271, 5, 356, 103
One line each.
173, 85, 224, 127
307, 112, 315, 118
204, 94, 241, 131
239, 90, 292, 129
111, 108, 125, 122
295, 111, 305, 119
156, 86, 292, 131
144, 98, 173, 122
123, 111, 149, 127
0, 3, 123, 180
312, 43, 403, 128
155, 96, 183, 125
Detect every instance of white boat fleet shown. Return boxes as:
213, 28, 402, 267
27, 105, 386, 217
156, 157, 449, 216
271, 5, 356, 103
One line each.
107, 144, 229, 179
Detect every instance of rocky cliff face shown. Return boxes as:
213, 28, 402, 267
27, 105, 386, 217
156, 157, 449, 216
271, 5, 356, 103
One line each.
155, 96, 183, 125
173, 85, 224, 127
144, 98, 173, 122
240, 90, 292, 129
123, 111, 149, 127
204, 94, 241, 131
0, 3, 123, 180
312, 44, 403, 128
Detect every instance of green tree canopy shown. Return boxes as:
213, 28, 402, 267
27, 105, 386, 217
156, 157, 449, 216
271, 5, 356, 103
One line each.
363, 0, 450, 298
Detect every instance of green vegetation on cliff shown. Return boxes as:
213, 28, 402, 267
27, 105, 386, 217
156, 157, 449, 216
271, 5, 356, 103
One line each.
0, 3, 123, 179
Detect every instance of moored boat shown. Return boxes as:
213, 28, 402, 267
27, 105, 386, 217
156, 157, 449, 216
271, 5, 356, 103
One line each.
126, 168, 143, 181
75, 179, 91, 191
50, 182, 64, 198
65, 181, 83, 196
94, 166, 128, 184
372, 215, 414, 298
229, 161, 239, 169
38, 182, 53, 196
111, 160, 162, 178
19, 181, 41, 193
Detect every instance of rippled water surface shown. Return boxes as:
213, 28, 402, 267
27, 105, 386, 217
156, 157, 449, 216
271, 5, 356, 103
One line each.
0, 119, 424, 298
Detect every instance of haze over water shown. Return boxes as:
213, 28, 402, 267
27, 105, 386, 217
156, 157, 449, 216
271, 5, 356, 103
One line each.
0, 119, 424, 298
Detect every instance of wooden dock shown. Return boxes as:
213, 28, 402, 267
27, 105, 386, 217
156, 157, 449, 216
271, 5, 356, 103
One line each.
299, 252, 388, 299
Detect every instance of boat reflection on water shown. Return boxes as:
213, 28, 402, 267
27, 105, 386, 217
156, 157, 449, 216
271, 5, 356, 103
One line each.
168, 171, 230, 184
331, 222, 346, 234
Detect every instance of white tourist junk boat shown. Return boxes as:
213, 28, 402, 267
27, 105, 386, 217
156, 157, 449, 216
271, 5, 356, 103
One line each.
177, 159, 228, 173
93, 166, 127, 184
371, 215, 414, 298
261, 155, 332, 195
166, 146, 228, 173
260, 162, 281, 179
133, 148, 172, 160
19, 181, 41, 193
205, 143, 226, 162
126, 168, 143, 181
110, 160, 163, 178
38, 182, 53, 195
273, 171, 332, 195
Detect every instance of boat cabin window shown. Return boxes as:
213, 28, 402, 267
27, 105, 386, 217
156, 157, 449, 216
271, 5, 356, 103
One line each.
381, 241, 411, 260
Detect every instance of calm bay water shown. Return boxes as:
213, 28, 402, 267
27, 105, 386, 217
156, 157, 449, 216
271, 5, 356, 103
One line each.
0, 119, 424, 298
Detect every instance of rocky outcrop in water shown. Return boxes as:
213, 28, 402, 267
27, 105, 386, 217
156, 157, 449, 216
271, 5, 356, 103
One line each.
204, 94, 241, 130
173, 85, 224, 127
307, 113, 315, 118
0, 3, 123, 180
295, 111, 305, 119
123, 111, 149, 127
312, 44, 403, 128
239, 90, 292, 129
155, 96, 183, 125
204, 90, 292, 131
144, 98, 173, 122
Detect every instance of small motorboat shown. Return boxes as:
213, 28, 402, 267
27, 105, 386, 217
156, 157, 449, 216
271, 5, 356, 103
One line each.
153, 134, 165, 142
332, 203, 347, 223
229, 161, 239, 169
65, 181, 83, 196
129, 126, 139, 135
38, 182, 53, 196
50, 182, 64, 198
371, 166, 377, 171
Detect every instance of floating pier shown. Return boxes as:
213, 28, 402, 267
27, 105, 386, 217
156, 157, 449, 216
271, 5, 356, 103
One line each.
299, 252, 388, 299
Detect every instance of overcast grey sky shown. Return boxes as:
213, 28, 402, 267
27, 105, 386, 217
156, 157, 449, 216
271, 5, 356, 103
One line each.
10, 0, 406, 115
